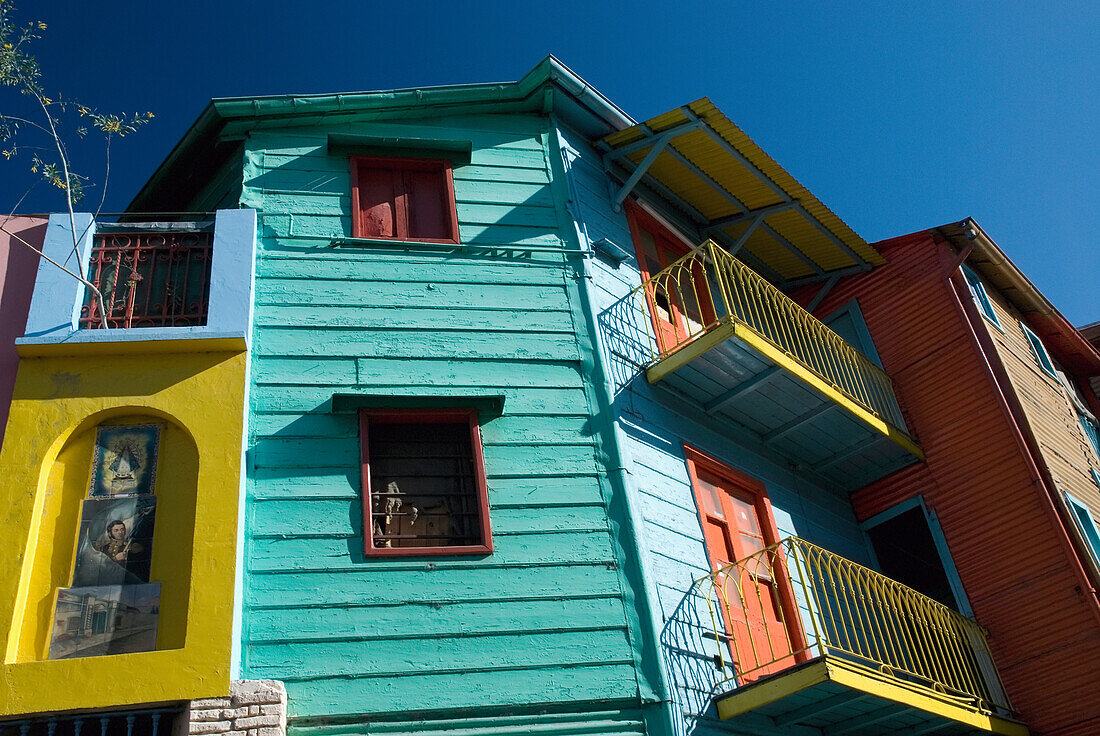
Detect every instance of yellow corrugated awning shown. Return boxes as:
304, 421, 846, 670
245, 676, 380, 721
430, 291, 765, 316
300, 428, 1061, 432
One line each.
601, 99, 883, 284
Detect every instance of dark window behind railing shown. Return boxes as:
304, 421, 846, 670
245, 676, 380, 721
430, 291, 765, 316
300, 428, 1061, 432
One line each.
0, 707, 182, 736
80, 231, 213, 329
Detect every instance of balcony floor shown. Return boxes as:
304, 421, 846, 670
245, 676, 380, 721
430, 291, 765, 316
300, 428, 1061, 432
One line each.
715, 656, 1027, 736
647, 322, 920, 491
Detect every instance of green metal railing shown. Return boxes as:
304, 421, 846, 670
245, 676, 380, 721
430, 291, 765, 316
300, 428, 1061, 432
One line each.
699, 536, 1011, 713
630, 240, 907, 430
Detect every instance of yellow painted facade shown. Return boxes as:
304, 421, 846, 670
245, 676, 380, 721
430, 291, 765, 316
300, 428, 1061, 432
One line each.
0, 343, 247, 716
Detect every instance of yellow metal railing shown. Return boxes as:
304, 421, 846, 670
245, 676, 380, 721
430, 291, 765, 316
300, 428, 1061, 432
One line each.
700, 536, 1011, 712
630, 240, 906, 430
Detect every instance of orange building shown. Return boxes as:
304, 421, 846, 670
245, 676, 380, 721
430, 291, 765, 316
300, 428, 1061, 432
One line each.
800, 219, 1100, 736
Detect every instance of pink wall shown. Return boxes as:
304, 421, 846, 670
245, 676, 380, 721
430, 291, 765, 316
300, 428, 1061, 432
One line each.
0, 217, 45, 449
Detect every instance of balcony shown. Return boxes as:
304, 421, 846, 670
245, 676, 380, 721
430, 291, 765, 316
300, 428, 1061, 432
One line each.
696, 537, 1025, 735
624, 240, 922, 490
17, 210, 255, 355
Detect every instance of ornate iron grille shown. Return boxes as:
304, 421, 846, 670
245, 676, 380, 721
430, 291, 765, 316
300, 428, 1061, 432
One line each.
80, 231, 213, 329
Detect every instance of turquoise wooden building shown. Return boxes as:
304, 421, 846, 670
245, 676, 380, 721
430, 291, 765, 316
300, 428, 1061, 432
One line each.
122, 57, 1026, 736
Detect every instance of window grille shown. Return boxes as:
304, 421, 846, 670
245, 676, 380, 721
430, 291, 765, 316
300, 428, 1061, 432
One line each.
80, 232, 213, 329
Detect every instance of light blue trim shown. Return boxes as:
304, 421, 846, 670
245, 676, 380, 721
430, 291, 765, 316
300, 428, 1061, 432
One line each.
229, 208, 258, 680
22, 213, 96, 340
19, 209, 257, 348
1066, 492, 1100, 565
961, 264, 1003, 331
1019, 321, 1058, 378
861, 495, 974, 617
823, 299, 883, 368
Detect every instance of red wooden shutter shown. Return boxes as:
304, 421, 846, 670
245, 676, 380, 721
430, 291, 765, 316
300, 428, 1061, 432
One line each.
405, 168, 450, 240
357, 165, 402, 238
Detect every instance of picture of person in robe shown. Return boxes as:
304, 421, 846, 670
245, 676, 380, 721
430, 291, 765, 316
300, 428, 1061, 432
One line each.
72, 496, 156, 587
88, 423, 161, 497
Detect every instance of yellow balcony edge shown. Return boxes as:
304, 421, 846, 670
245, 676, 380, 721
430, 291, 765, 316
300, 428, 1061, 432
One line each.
715, 660, 831, 718
715, 656, 1028, 736
826, 657, 1028, 736
645, 321, 739, 383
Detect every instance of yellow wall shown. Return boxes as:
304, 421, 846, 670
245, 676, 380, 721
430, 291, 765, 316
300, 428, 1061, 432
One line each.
0, 345, 246, 716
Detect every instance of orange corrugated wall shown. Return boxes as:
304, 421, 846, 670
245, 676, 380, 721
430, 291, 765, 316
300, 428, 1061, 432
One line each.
801, 231, 1100, 736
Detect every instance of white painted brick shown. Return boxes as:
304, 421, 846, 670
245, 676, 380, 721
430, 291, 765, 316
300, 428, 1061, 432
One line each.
234, 716, 280, 730
253, 728, 284, 736
188, 710, 225, 723
190, 721, 231, 735
258, 706, 282, 717
191, 698, 232, 709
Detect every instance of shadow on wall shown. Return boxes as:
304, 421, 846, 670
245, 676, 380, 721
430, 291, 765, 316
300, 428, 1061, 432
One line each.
598, 289, 655, 396
0, 217, 46, 447
661, 580, 735, 736
15, 352, 239, 401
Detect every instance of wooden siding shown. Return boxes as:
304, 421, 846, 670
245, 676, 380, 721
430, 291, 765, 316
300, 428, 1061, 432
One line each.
979, 272, 1100, 537
555, 122, 874, 736
810, 231, 1100, 736
239, 114, 648, 732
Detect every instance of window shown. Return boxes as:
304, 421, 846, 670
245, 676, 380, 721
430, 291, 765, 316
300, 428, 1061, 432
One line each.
358, 409, 491, 556
80, 231, 213, 329
1066, 492, 1100, 565
1020, 321, 1058, 378
961, 264, 1001, 328
350, 156, 460, 243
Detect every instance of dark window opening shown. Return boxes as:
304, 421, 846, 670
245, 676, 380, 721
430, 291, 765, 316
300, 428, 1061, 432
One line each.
866, 507, 958, 610
359, 409, 491, 556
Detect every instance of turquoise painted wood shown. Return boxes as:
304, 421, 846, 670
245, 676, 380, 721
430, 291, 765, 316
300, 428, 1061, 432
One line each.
236, 113, 659, 732
553, 122, 880, 736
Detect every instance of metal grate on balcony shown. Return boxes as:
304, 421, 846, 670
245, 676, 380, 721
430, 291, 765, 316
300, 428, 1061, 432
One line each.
80, 231, 213, 329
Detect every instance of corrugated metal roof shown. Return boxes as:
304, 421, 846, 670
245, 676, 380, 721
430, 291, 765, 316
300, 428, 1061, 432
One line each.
603, 99, 883, 281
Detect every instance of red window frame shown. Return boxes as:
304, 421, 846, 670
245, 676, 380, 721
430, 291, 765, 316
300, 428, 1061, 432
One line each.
350, 155, 461, 244
358, 408, 492, 557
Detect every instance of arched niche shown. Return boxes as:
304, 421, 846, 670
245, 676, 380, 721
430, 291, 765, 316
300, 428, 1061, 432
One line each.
12, 408, 198, 662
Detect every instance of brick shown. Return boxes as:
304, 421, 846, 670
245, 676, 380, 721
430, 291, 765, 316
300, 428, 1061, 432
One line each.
234, 716, 280, 730
258, 706, 282, 717
231, 681, 285, 707
221, 709, 247, 721
192, 698, 232, 709
190, 722, 231, 735
189, 710, 225, 722
254, 728, 285, 736
248, 706, 260, 717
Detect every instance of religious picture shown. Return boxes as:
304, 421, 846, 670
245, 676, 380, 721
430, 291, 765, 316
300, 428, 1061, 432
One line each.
48, 583, 160, 660
88, 423, 161, 497
72, 496, 156, 587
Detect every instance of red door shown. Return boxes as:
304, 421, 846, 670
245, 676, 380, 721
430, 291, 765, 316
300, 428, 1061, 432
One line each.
686, 448, 805, 682
627, 204, 713, 355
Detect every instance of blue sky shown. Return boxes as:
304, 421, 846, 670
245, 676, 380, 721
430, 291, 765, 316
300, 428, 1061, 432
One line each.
4, 1, 1096, 324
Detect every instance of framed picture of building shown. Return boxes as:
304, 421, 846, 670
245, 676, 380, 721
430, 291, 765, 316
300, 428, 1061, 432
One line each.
88, 423, 161, 497
48, 583, 161, 660
72, 496, 156, 587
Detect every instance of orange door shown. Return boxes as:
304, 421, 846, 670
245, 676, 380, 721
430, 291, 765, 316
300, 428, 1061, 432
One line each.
686, 449, 804, 683
627, 204, 713, 355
